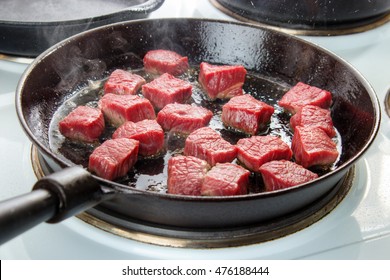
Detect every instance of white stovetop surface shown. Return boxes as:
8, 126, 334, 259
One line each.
1, 0, 390, 259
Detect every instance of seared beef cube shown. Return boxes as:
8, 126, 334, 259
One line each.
278, 82, 332, 114
236, 135, 292, 172
201, 163, 250, 196
259, 160, 318, 191
59, 106, 104, 143
99, 93, 156, 127
184, 127, 237, 166
143, 49, 189, 76
157, 103, 213, 134
198, 62, 247, 100
221, 94, 274, 135
104, 69, 146, 95
290, 105, 336, 138
167, 155, 210, 196
88, 138, 139, 180
292, 126, 339, 168
112, 119, 164, 157
142, 73, 192, 110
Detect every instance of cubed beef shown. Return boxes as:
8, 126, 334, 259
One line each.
259, 160, 319, 191
99, 93, 156, 127
290, 105, 336, 138
112, 119, 164, 157
167, 155, 210, 196
104, 69, 146, 95
278, 82, 332, 114
59, 106, 104, 143
184, 127, 237, 166
201, 163, 250, 196
88, 138, 139, 180
157, 103, 213, 135
143, 49, 189, 76
198, 62, 247, 100
142, 73, 192, 110
292, 126, 339, 168
221, 94, 274, 135
236, 135, 292, 172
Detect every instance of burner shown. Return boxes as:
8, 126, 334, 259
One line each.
31, 145, 355, 248
210, 0, 390, 36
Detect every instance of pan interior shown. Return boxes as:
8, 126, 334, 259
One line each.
47, 65, 342, 194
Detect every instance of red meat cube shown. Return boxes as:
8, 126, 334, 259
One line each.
236, 135, 292, 172
184, 127, 237, 166
201, 163, 250, 196
104, 69, 146, 95
112, 119, 164, 157
167, 155, 210, 196
292, 126, 339, 168
259, 160, 319, 191
290, 105, 336, 138
143, 49, 189, 76
157, 103, 213, 135
59, 106, 104, 143
88, 138, 139, 180
221, 94, 274, 135
99, 93, 156, 127
198, 62, 247, 100
142, 73, 192, 110
278, 82, 332, 114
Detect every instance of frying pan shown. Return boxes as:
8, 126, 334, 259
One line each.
213, 0, 390, 32
0, 0, 164, 57
0, 18, 380, 245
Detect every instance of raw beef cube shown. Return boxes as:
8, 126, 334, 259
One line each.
143, 49, 189, 76
184, 127, 237, 166
236, 135, 292, 172
259, 160, 319, 191
167, 155, 210, 196
112, 119, 164, 157
290, 105, 336, 138
59, 106, 104, 143
104, 69, 146, 95
142, 73, 192, 110
99, 93, 156, 127
292, 126, 339, 168
88, 138, 139, 180
198, 62, 247, 100
278, 82, 332, 114
201, 163, 250, 196
221, 94, 274, 135
157, 103, 213, 134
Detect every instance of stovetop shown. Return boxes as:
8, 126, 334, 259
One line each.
1, 0, 390, 259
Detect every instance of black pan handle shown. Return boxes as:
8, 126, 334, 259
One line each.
0, 166, 114, 245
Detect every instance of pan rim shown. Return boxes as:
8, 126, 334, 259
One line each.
15, 17, 381, 202
0, 0, 164, 26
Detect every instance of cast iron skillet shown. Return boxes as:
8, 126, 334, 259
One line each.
214, 0, 390, 31
0, 18, 380, 245
0, 0, 164, 57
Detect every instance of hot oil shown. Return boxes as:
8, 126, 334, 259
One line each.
49, 66, 342, 194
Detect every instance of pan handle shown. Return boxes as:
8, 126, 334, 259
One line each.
0, 166, 114, 245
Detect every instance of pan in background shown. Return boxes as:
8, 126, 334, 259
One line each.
0, 0, 164, 57
212, 0, 390, 35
